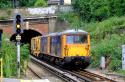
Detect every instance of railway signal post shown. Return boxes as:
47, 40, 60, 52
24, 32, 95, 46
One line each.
14, 14, 22, 78
16, 35, 21, 78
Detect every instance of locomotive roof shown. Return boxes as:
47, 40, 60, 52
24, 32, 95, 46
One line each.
62, 29, 88, 34
48, 29, 88, 36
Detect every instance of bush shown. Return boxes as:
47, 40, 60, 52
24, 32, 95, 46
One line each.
0, 16, 8, 20
58, 12, 82, 29
0, 34, 30, 77
0, 0, 12, 8
21, 44, 30, 74
91, 35, 122, 70
86, 16, 125, 70
58, 9, 125, 71
34, 0, 47, 7
72, 0, 125, 22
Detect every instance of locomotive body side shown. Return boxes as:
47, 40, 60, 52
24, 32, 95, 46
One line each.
49, 35, 62, 58
31, 36, 41, 57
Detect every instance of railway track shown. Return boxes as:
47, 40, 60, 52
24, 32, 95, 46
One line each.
28, 66, 42, 79
30, 56, 116, 82
66, 70, 116, 82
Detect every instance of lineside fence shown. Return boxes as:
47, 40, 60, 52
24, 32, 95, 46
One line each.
0, 58, 3, 82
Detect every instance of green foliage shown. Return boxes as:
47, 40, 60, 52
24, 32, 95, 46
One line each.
85, 16, 125, 40
58, 12, 83, 29
0, 16, 7, 20
73, 0, 125, 22
61, 1, 125, 71
0, 35, 16, 77
18, 0, 36, 7
21, 44, 30, 74
0, 0, 12, 8
91, 35, 122, 70
34, 0, 47, 7
0, 34, 30, 77
116, 70, 125, 75
0, 0, 47, 8
84, 16, 125, 70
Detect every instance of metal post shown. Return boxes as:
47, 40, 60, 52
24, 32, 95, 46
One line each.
17, 41, 20, 78
13, 0, 17, 8
16, 35, 21, 78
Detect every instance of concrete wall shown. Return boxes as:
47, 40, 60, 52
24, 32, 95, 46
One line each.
48, 17, 70, 33
27, 5, 72, 15
0, 6, 72, 19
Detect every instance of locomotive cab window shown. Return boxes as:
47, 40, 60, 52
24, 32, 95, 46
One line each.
66, 34, 87, 44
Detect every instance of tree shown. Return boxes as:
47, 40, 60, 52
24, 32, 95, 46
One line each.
0, 0, 12, 8
34, 0, 47, 7
72, 0, 125, 22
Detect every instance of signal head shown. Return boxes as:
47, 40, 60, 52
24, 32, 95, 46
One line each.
15, 14, 22, 34
16, 15, 21, 24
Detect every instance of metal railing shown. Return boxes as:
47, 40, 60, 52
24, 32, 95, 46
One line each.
0, 58, 3, 82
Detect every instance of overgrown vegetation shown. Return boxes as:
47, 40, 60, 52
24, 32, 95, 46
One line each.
0, 16, 8, 20
0, 1, 12, 8
84, 16, 125, 70
116, 70, 125, 76
34, 0, 47, 7
0, 0, 47, 8
58, 12, 83, 29
58, 0, 125, 72
0, 34, 30, 77
72, 0, 125, 22
58, 13, 125, 71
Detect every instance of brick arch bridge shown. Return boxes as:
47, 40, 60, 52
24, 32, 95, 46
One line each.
0, 16, 69, 43
0, 16, 58, 43
2, 22, 48, 44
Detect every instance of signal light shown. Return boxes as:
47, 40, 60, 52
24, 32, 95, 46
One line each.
16, 29, 21, 34
15, 14, 22, 34
16, 24, 21, 28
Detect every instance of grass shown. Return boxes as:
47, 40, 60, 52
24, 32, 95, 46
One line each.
0, 34, 30, 77
0, 16, 8, 20
84, 16, 125, 38
116, 70, 125, 76
82, 16, 125, 71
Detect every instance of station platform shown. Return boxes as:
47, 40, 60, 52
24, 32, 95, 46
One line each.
3, 78, 50, 82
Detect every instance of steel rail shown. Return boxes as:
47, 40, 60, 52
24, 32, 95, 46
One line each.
28, 65, 42, 79
30, 56, 81, 82
64, 70, 117, 82
30, 56, 116, 82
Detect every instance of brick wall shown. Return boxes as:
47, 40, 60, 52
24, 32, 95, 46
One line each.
0, 23, 48, 35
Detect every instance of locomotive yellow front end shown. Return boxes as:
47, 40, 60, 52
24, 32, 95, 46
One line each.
62, 30, 90, 69
64, 34, 90, 57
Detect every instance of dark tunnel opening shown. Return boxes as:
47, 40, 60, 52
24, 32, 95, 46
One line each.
10, 29, 42, 44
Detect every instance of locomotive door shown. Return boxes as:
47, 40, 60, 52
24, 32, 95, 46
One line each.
122, 45, 125, 70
